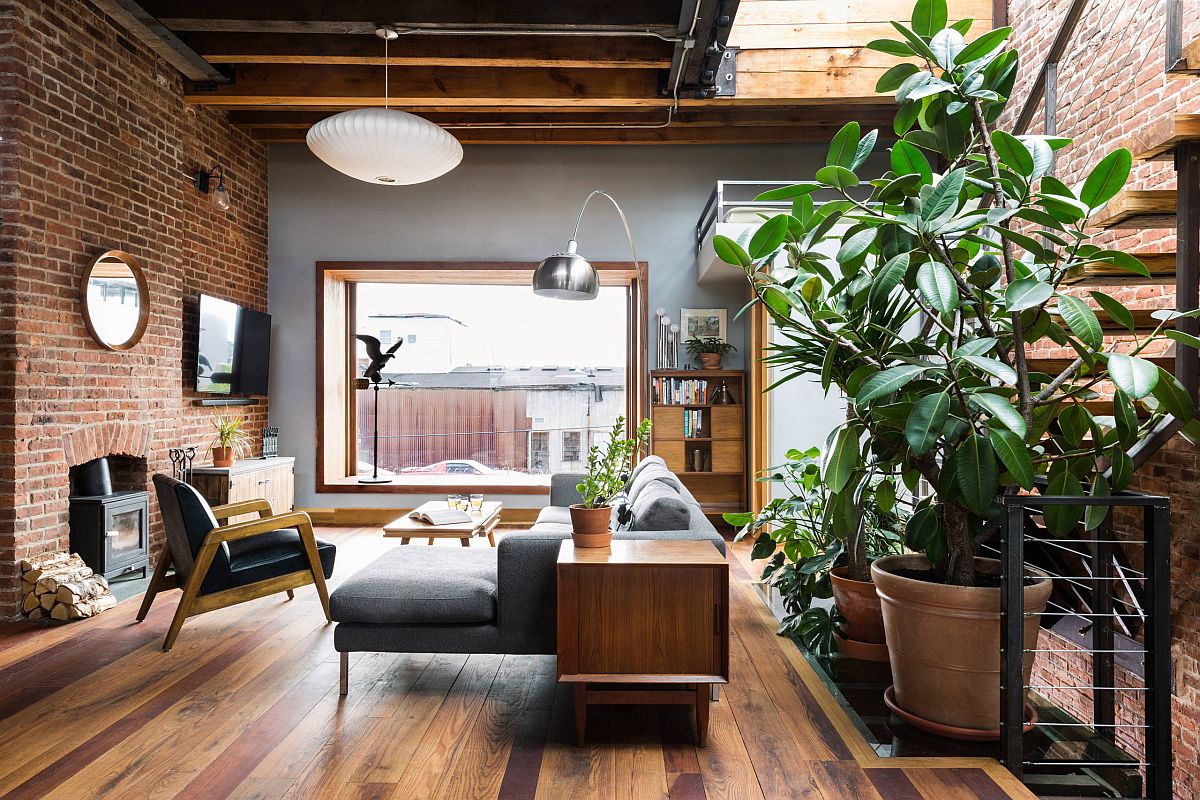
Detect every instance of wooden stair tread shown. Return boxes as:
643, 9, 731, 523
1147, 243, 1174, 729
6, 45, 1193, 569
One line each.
1181, 33, 1200, 74
1061, 253, 1176, 285
1086, 190, 1177, 230
1026, 355, 1174, 374
1132, 114, 1200, 161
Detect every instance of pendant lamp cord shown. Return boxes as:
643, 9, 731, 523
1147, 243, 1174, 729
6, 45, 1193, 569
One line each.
384, 34, 389, 111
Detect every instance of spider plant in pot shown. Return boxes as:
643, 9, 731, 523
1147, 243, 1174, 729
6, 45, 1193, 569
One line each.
685, 336, 737, 370
714, 0, 1199, 736
725, 447, 905, 661
207, 413, 252, 468
572, 417, 652, 547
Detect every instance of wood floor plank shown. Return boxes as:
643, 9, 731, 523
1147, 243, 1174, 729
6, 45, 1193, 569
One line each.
904, 767, 1024, 799
495, 660, 557, 800
439, 655, 559, 800
387, 653, 506, 799
533, 682, 617, 800
696, 695, 767, 800
722, 632, 824, 799
613, 706, 669, 800
864, 768, 925, 800
811, 761, 885, 800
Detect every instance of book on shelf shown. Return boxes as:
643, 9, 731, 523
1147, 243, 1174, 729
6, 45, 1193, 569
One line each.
683, 408, 703, 438
652, 376, 709, 405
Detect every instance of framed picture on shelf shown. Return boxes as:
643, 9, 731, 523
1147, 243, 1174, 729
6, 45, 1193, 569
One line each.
680, 308, 727, 342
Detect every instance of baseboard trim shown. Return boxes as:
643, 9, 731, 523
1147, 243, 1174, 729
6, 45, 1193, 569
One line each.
299, 506, 541, 528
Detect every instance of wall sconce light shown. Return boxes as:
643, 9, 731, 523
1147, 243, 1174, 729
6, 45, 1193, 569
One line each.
193, 166, 230, 211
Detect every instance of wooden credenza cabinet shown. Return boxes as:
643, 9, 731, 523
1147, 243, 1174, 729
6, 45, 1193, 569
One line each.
556, 539, 729, 747
190, 457, 295, 523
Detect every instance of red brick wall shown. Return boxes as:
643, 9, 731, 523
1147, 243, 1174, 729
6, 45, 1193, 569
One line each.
1002, 0, 1200, 795
0, 0, 269, 617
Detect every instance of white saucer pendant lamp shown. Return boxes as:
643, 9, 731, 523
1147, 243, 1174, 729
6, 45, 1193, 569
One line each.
306, 108, 462, 185
305, 28, 462, 186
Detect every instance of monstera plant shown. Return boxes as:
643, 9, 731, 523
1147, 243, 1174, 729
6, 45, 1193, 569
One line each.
717, 0, 1197, 733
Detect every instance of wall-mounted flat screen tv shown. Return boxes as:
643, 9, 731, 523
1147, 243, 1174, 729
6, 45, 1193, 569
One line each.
195, 294, 271, 395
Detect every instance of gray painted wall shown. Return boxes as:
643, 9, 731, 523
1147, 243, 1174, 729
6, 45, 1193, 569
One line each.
267, 143, 827, 509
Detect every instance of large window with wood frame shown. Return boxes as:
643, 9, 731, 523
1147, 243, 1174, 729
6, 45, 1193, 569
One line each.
317, 262, 647, 494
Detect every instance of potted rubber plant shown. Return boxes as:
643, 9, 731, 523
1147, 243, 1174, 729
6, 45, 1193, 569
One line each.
725, 447, 904, 660
572, 416, 652, 547
715, 0, 1198, 736
685, 336, 737, 369
207, 413, 252, 468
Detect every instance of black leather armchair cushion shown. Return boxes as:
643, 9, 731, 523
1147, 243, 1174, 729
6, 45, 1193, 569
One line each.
225, 528, 336, 591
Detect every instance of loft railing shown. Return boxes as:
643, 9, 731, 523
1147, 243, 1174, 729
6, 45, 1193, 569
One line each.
995, 491, 1172, 798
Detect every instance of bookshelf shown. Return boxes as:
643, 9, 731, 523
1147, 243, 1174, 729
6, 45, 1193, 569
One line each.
649, 369, 746, 517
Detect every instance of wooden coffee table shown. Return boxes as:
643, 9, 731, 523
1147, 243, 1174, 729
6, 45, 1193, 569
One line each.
382, 501, 502, 546
556, 539, 729, 746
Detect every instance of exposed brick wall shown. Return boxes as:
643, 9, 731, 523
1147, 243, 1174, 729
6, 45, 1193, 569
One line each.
0, 0, 269, 617
1001, 0, 1200, 795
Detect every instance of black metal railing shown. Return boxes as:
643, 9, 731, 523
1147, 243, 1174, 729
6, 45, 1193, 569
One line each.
997, 491, 1172, 798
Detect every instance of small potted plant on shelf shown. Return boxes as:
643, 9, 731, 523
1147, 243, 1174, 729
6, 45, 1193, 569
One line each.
725, 447, 905, 660
572, 416, 652, 547
207, 413, 252, 468
685, 337, 736, 370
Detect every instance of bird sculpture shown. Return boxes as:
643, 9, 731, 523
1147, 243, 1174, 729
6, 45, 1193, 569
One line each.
356, 334, 403, 385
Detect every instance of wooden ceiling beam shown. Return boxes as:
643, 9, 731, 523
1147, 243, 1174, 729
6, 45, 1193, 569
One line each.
247, 124, 874, 145
142, 0, 683, 29
182, 32, 673, 68
89, 0, 227, 81
185, 64, 666, 107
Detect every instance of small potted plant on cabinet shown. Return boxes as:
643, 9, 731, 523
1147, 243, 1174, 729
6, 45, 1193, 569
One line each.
571, 416, 652, 547
686, 337, 736, 370
725, 447, 904, 660
207, 413, 252, 468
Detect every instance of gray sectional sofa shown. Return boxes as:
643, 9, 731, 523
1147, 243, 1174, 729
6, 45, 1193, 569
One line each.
330, 456, 725, 688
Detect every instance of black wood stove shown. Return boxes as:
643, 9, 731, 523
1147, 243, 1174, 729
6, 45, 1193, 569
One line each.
68, 457, 149, 581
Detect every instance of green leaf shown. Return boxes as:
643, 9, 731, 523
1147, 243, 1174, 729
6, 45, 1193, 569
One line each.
930, 28, 966, 70
1167, 329, 1200, 351
827, 121, 861, 168
1057, 294, 1102, 349
922, 168, 965, 224
969, 392, 1027, 437
911, 0, 949, 37
989, 428, 1034, 489
713, 235, 752, 268
1005, 279, 1053, 311
954, 26, 1012, 65
1150, 368, 1195, 420
824, 427, 860, 492
890, 140, 933, 184
1109, 448, 1134, 491
958, 354, 1018, 384
755, 182, 820, 201
748, 215, 789, 260
867, 38, 916, 57
1090, 291, 1135, 333
1093, 250, 1150, 278
992, 130, 1034, 176
905, 505, 946, 565
1084, 474, 1111, 531
1058, 403, 1090, 446
955, 434, 999, 514
916, 260, 958, 314
1106, 353, 1159, 399
1081, 148, 1132, 208
869, 253, 910, 308
857, 365, 928, 403
876, 63, 920, 93
1044, 463, 1085, 535
1112, 388, 1138, 448
815, 165, 859, 190
905, 391, 950, 454
836, 227, 876, 265
852, 129, 879, 171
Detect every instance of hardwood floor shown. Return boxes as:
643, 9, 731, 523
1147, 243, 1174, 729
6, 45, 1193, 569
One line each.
0, 528, 1035, 800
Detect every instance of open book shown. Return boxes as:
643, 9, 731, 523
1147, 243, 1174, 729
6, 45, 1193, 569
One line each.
408, 507, 472, 526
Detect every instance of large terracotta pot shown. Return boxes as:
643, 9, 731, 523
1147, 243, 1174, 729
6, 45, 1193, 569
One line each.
871, 554, 1052, 734
211, 446, 235, 468
698, 353, 722, 370
830, 566, 889, 662
569, 504, 612, 548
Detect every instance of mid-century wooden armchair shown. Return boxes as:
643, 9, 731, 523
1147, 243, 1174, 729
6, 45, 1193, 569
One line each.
139, 474, 335, 651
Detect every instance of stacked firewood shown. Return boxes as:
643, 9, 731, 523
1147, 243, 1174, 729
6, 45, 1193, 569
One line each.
20, 552, 116, 621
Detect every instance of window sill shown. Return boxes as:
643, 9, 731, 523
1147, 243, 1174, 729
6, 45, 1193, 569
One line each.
318, 475, 551, 495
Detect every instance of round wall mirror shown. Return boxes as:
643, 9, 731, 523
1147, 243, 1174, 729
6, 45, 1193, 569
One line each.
80, 250, 149, 351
